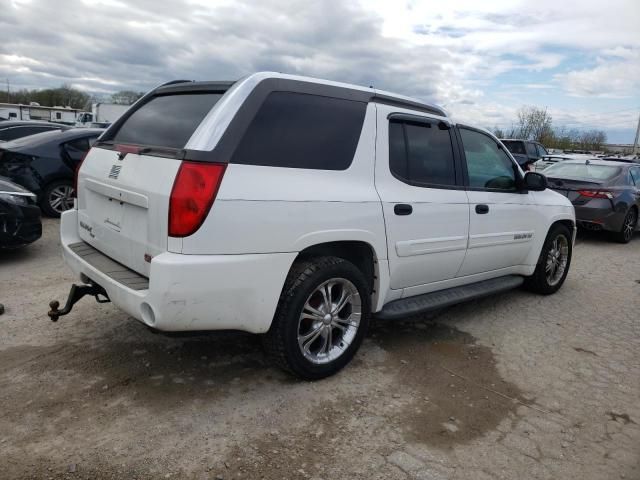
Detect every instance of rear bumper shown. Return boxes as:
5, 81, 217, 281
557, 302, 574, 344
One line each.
60, 209, 296, 333
574, 205, 624, 232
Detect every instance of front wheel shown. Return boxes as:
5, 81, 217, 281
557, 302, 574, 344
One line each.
524, 224, 572, 295
263, 256, 371, 380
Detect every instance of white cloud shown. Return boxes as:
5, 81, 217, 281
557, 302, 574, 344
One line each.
555, 50, 640, 98
1, 0, 639, 139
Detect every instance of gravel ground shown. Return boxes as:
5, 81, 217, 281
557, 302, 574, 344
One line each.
0, 218, 638, 479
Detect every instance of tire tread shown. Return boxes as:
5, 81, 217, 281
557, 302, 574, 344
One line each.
262, 256, 369, 379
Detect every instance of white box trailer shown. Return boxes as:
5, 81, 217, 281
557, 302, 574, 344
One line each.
75, 103, 130, 127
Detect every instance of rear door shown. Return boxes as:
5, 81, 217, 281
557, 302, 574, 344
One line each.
76, 90, 227, 276
375, 107, 469, 291
457, 127, 543, 276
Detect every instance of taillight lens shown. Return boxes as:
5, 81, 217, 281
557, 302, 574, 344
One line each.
577, 190, 613, 199
72, 149, 90, 199
168, 161, 226, 237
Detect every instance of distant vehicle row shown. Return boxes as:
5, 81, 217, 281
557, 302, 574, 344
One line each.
0, 102, 130, 127
0, 128, 103, 216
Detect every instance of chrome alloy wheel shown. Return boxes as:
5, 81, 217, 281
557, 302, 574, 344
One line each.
545, 234, 569, 286
49, 185, 74, 213
623, 209, 637, 242
297, 278, 361, 365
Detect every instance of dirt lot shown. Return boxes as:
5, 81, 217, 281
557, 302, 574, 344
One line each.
1, 219, 639, 479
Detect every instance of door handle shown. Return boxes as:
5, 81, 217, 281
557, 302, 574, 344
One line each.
475, 204, 489, 214
394, 204, 413, 216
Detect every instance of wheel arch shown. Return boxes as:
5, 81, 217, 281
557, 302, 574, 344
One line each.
524, 213, 575, 269
293, 240, 382, 312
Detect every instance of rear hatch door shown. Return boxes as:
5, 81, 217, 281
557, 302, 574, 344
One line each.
76, 87, 229, 277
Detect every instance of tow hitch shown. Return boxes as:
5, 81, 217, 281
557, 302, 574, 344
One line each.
48, 283, 110, 322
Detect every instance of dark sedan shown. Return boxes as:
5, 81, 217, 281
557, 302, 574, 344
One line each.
500, 139, 549, 170
545, 159, 640, 243
0, 176, 42, 248
0, 120, 69, 142
0, 128, 103, 217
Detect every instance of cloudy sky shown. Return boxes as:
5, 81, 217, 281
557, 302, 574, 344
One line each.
2, 0, 639, 142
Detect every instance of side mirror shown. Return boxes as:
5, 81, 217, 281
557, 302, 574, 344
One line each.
524, 171, 547, 191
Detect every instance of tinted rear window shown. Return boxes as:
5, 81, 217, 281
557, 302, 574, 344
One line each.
231, 92, 366, 170
502, 140, 526, 155
110, 93, 223, 149
545, 163, 620, 180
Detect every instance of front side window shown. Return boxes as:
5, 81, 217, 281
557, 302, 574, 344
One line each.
525, 142, 538, 158
388, 120, 456, 187
460, 128, 517, 191
231, 92, 366, 170
536, 144, 548, 156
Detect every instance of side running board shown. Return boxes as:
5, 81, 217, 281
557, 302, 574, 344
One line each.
376, 275, 524, 320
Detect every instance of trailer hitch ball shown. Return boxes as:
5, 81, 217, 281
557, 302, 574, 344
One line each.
48, 301, 61, 322
47, 284, 110, 322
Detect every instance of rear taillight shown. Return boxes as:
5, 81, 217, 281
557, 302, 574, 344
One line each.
168, 161, 226, 237
577, 190, 613, 199
72, 150, 90, 199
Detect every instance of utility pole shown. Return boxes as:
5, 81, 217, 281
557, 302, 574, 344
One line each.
633, 112, 640, 156
6, 78, 9, 103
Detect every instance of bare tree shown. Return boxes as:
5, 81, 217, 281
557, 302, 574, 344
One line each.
515, 106, 553, 143
499, 106, 607, 151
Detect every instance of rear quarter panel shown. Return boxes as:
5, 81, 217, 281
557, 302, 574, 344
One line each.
180, 103, 386, 260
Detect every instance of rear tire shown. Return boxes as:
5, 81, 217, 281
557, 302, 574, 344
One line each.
263, 256, 371, 380
612, 208, 637, 244
40, 180, 74, 218
524, 223, 572, 295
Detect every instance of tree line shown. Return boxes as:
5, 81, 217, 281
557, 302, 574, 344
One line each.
493, 106, 607, 151
4, 84, 144, 110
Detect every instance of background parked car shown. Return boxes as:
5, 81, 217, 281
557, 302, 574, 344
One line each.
0, 128, 103, 217
0, 120, 69, 142
500, 139, 549, 170
0, 176, 42, 248
532, 152, 596, 171
545, 159, 640, 243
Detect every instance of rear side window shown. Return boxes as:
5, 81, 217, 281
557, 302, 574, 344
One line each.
388, 120, 456, 187
110, 93, 223, 149
0, 126, 51, 141
231, 92, 366, 170
502, 140, 526, 155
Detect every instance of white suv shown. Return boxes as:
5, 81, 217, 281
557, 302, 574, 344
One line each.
52, 72, 576, 379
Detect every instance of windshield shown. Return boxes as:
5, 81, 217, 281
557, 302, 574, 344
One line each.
545, 162, 620, 181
